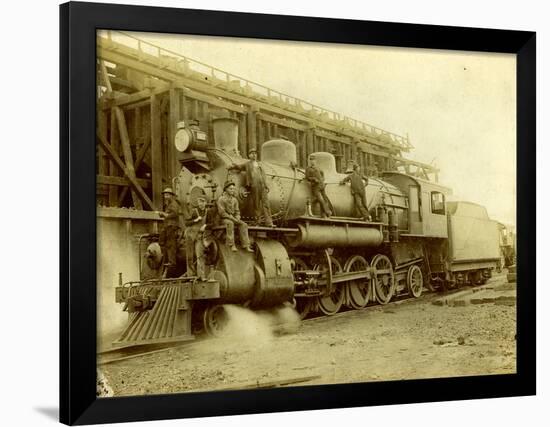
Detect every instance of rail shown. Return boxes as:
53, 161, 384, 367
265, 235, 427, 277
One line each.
98, 30, 414, 151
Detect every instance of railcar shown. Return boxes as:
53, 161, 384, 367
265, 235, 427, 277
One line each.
114, 117, 501, 347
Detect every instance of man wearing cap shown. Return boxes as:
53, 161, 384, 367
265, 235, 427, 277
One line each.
305, 155, 332, 218
340, 163, 372, 221
229, 148, 274, 227
158, 187, 181, 267
184, 196, 212, 280
217, 181, 254, 252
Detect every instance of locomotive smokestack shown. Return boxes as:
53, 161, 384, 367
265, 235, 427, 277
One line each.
212, 117, 240, 156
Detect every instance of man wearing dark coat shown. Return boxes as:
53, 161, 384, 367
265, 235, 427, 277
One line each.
217, 181, 254, 252
340, 163, 371, 221
184, 196, 212, 280
305, 155, 332, 218
230, 148, 274, 227
158, 187, 181, 266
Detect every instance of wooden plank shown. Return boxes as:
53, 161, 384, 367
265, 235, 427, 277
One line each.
114, 106, 143, 209
97, 175, 151, 188
97, 207, 162, 220
97, 132, 155, 210
150, 93, 163, 210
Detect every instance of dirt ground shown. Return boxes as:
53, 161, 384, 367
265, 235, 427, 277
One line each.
99, 273, 516, 397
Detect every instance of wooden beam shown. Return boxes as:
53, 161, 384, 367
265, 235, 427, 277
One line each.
114, 106, 143, 209
97, 175, 151, 188
150, 93, 163, 210
97, 132, 155, 210
116, 136, 151, 204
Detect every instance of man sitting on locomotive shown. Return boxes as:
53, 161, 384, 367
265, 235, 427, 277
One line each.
184, 196, 213, 281
305, 154, 332, 218
157, 187, 182, 268
340, 163, 372, 221
229, 147, 274, 227
217, 181, 254, 253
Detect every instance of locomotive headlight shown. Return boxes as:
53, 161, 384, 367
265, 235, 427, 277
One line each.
174, 121, 207, 152
175, 122, 192, 152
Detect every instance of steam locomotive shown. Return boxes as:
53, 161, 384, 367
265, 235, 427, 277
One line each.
114, 117, 501, 347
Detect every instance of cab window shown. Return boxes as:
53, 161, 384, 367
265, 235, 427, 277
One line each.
431, 191, 446, 215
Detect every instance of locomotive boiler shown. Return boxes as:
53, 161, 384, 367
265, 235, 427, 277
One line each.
113, 116, 501, 347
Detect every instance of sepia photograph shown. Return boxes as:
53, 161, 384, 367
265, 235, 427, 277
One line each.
95, 29, 517, 398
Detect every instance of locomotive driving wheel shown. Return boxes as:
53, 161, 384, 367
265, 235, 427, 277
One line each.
315, 253, 344, 316
344, 255, 371, 309
203, 304, 229, 337
406, 264, 423, 298
371, 254, 396, 305
290, 256, 314, 319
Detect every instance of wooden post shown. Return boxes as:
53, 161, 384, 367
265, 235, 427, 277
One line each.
306, 125, 315, 156
114, 106, 143, 209
238, 114, 247, 157
258, 119, 265, 147
150, 93, 163, 210
169, 88, 182, 179
246, 106, 258, 153
108, 109, 119, 206
97, 110, 108, 177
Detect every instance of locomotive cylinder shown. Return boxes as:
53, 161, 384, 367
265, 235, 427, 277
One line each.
289, 223, 384, 248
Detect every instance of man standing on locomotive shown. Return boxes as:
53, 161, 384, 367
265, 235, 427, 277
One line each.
229, 148, 274, 227
184, 196, 212, 280
158, 187, 181, 268
340, 163, 372, 221
305, 154, 332, 218
217, 181, 254, 253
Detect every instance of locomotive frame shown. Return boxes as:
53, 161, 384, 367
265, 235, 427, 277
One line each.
60, 2, 536, 425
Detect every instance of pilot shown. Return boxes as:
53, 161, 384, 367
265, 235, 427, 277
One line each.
230, 148, 274, 227
305, 154, 332, 218
184, 196, 212, 280
217, 181, 254, 252
158, 187, 181, 267
340, 163, 372, 221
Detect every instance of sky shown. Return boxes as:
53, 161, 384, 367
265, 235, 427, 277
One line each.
108, 31, 516, 226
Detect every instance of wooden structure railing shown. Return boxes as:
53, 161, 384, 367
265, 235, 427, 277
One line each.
96, 31, 439, 211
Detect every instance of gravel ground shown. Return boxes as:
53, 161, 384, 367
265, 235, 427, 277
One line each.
99, 274, 516, 397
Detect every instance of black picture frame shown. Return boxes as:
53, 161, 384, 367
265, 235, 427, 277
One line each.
60, 1, 536, 425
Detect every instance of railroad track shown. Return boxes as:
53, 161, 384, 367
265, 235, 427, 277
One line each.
98, 278, 501, 366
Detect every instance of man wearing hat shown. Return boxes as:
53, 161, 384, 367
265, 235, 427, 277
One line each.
340, 163, 372, 221
217, 181, 254, 252
158, 187, 181, 267
305, 155, 332, 218
184, 196, 212, 280
229, 148, 274, 227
